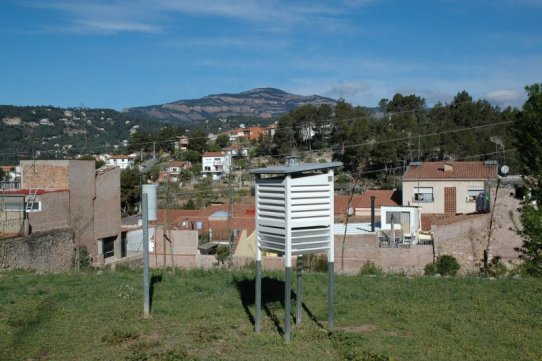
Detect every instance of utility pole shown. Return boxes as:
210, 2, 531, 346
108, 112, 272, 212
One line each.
164, 164, 169, 269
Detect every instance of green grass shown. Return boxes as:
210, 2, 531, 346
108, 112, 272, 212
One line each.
1, 269, 542, 361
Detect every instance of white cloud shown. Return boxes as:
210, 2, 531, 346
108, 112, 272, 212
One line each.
485, 89, 526, 108
24, 0, 376, 34
324, 82, 371, 99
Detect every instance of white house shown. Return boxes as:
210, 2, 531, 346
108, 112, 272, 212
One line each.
402, 161, 497, 215
201, 152, 232, 180
107, 155, 136, 169
224, 145, 249, 158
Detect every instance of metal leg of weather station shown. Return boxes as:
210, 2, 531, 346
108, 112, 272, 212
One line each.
255, 260, 262, 333
296, 256, 303, 326
328, 261, 334, 330
284, 266, 292, 343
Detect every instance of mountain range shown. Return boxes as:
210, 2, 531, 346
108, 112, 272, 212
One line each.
125, 88, 337, 124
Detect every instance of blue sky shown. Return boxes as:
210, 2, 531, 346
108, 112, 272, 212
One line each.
1, 0, 541, 110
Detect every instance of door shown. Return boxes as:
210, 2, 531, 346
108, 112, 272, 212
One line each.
444, 187, 456, 214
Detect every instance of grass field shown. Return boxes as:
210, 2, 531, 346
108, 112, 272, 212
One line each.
1, 268, 541, 361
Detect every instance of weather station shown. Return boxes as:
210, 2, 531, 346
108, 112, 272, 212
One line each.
250, 156, 342, 342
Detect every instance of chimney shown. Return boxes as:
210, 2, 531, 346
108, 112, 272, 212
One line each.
443, 163, 453, 172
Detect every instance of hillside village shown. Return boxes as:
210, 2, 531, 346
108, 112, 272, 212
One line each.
0, 117, 527, 275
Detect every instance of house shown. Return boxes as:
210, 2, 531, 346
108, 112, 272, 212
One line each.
107, 154, 136, 169
174, 135, 189, 152
224, 145, 249, 158
0, 160, 122, 265
201, 152, 232, 180
0, 165, 21, 189
402, 161, 497, 214
221, 127, 263, 144
261, 123, 277, 138
158, 161, 192, 184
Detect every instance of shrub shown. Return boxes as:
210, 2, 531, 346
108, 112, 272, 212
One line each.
359, 261, 383, 276
215, 245, 231, 265
483, 256, 508, 278
73, 245, 92, 271
436, 255, 460, 276
424, 262, 438, 276
304, 254, 328, 272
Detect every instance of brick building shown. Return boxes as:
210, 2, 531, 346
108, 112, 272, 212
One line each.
0, 160, 122, 265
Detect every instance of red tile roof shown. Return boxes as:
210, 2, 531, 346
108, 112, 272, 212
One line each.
403, 161, 497, 180
334, 190, 401, 214
202, 152, 225, 157
168, 161, 190, 168
1, 188, 69, 195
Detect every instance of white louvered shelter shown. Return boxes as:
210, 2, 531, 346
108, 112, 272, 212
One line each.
249, 156, 342, 342
254, 167, 338, 258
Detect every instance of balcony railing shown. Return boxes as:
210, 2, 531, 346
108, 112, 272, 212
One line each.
1, 181, 21, 190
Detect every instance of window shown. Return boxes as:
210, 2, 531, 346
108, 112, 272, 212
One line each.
414, 187, 433, 203
467, 188, 484, 203
25, 201, 41, 212
3, 202, 24, 212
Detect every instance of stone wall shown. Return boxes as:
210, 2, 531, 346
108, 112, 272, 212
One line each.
0, 228, 74, 272
433, 189, 522, 273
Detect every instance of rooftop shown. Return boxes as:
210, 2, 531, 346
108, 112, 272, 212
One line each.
403, 161, 497, 180
250, 160, 343, 175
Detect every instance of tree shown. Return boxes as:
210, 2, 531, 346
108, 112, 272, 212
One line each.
330, 100, 372, 173
120, 167, 141, 216
514, 83, 542, 276
79, 154, 105, 169
188, 128, 209, 153
215, 134, 230, 148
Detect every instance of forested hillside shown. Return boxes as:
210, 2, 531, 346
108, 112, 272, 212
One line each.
0, 106, 161, 164
268, 91, 520, 180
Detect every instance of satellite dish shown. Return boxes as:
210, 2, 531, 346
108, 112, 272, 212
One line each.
500, 165, 509, 176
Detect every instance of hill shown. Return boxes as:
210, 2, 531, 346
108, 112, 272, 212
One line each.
0, 105, 162, 164
124, 87, 337, 124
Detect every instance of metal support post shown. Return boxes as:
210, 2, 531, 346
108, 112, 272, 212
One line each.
328, 261, 334, 330
142, 193, 150, 318
296, 256, 303, 326
284, 266, 292, 342
255, 259, 262, 333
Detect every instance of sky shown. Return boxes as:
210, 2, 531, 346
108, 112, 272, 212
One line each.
1, 0, 541, 110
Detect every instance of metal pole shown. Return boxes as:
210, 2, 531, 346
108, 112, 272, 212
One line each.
284, 266, 292, 342
142, 193, 150, 318
255, 174, 262, 333
284, 174, 292, 342
255, 257, 262, 332
296, 256, 303, 326
328, 261, 334, 330
370, 196, 376, 232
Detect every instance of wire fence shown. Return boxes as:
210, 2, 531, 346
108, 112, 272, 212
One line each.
0, 217, 25, 239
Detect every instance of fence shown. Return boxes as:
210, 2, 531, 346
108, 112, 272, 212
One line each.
0, 218, 24, 239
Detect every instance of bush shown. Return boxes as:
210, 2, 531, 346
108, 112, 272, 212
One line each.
73, 245, 92, 271
425, 255, 460, 276
304, 254, 328, 272
436, 255, 460, 276
359, 261, 383, 276
215, 245, 231, 265
483, 256, 508, 278
424, 262, 438, 276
